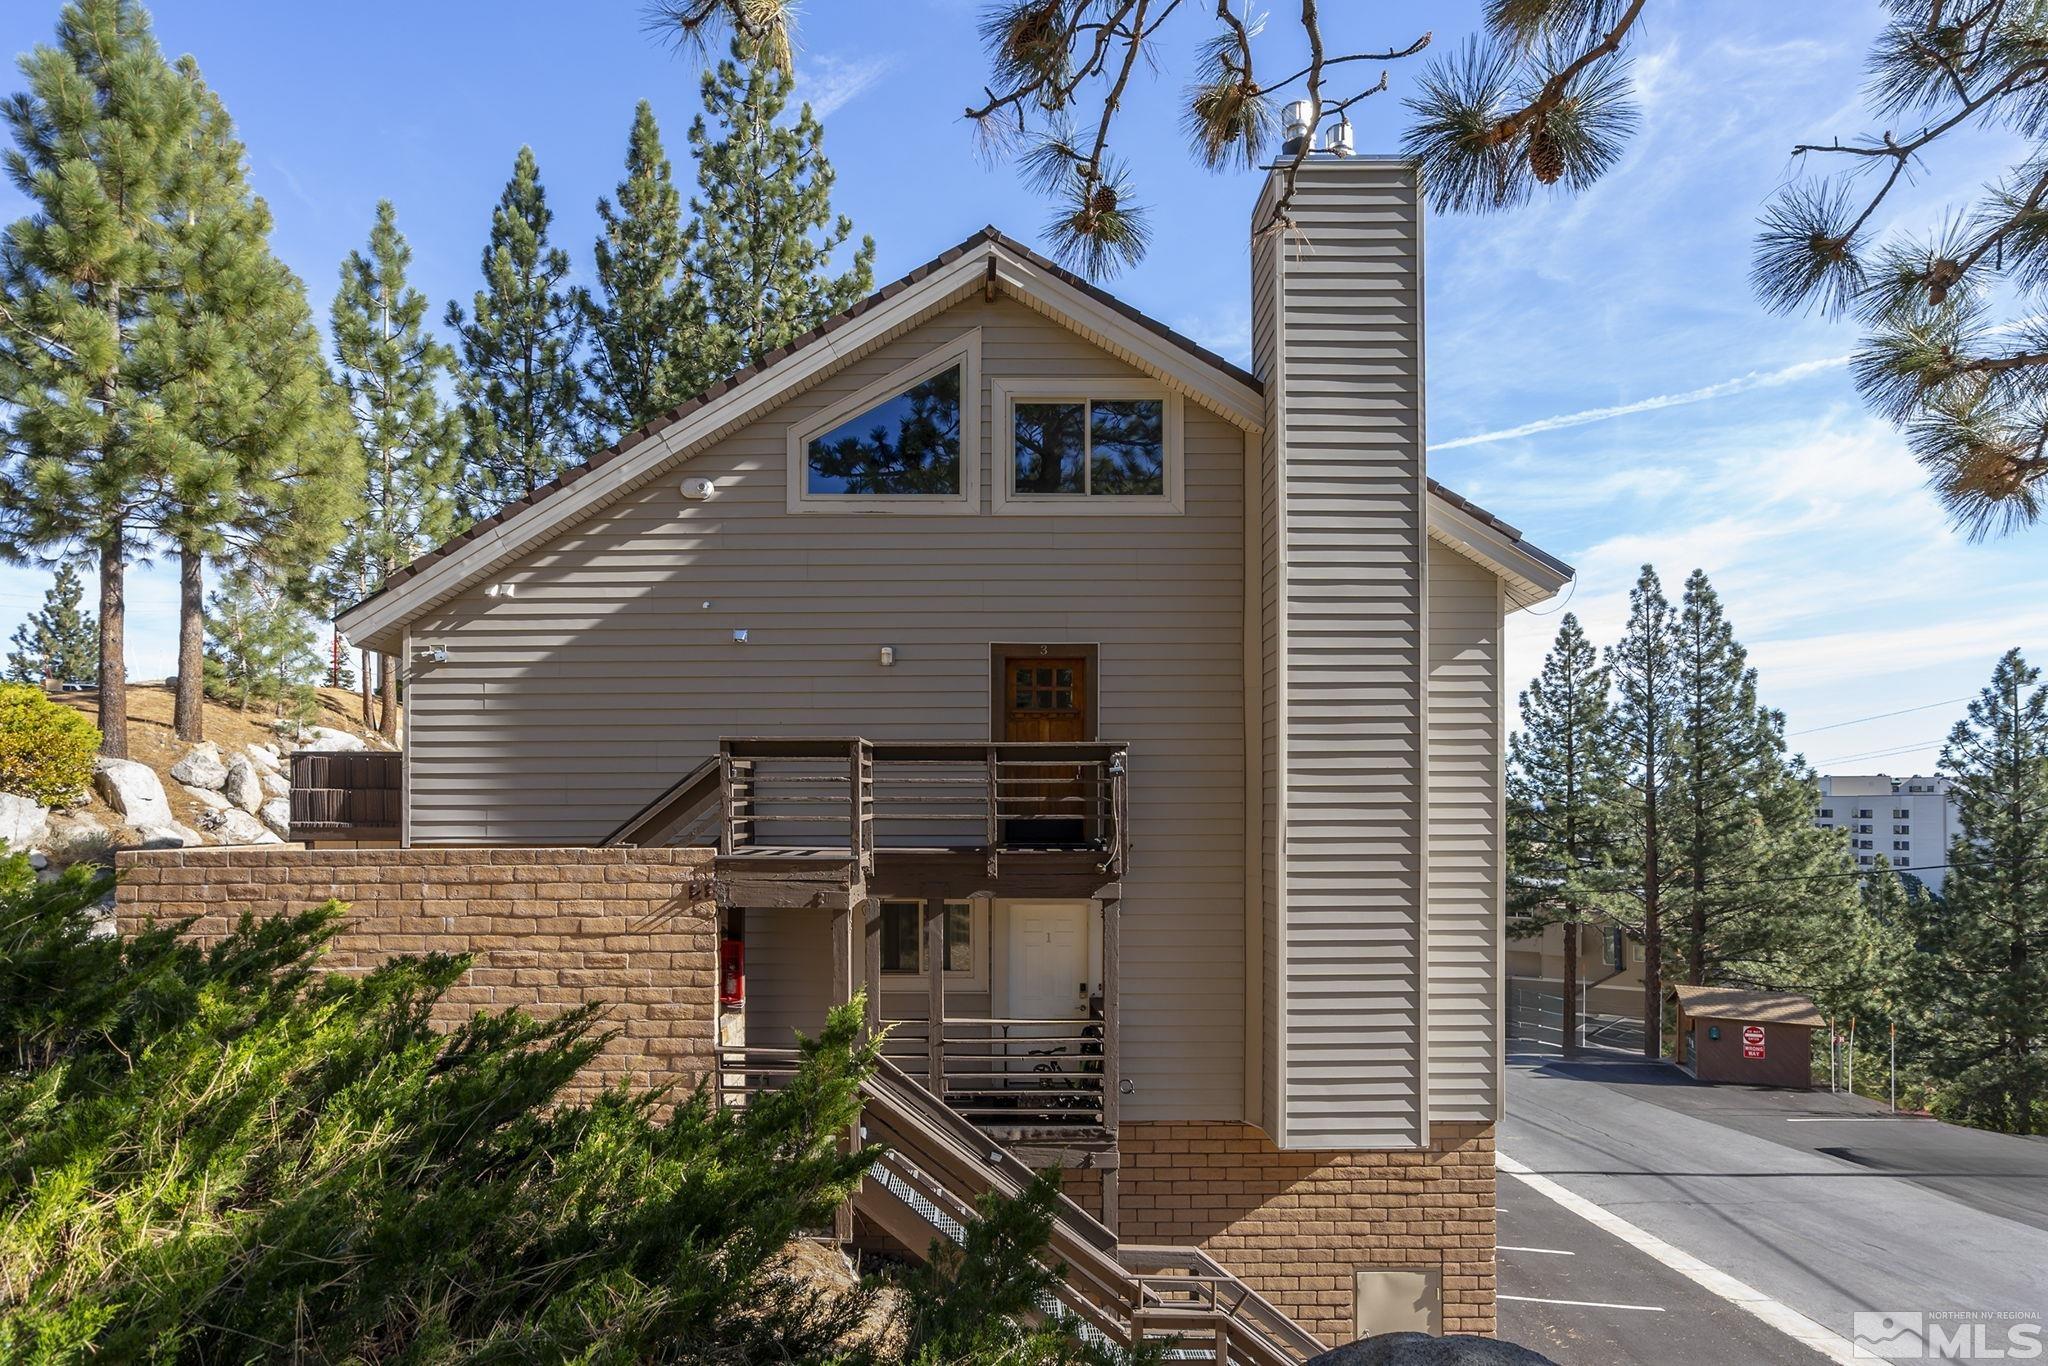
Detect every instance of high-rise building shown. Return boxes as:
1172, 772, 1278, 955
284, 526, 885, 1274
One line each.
1814, 774, 1960, 894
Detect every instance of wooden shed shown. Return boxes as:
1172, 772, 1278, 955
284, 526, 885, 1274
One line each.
1672, 985, 1825, 1090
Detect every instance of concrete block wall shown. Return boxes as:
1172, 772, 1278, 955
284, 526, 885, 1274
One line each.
112, 847, 718, 1104
1117, 1120, 1497, 1345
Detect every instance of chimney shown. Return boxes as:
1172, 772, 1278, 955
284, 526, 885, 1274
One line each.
1249, 158, 1430, 1150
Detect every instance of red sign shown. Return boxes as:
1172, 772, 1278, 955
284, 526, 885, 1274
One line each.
1742, 1024, 1766, 1060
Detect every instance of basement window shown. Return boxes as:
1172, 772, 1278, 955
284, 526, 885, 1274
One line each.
993, 379, 1184, 514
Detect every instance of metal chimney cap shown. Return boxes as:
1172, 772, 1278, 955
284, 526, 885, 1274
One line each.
1324, 117, 1356, 157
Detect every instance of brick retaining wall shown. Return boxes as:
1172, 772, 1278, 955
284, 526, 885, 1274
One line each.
113, 847, 718, 1104
1118, 1120, 1497, 1344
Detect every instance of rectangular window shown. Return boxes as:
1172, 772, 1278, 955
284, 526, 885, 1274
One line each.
879, 899, 975, 977
993, 380, 1182, 514
1818, 808, 1833, 818
1897, 856, 1910, 867
1603, 928, 1624, 969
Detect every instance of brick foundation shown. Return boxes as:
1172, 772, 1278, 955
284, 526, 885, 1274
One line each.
113, 847, 718, 1104
1117, 1121, 1496, 1345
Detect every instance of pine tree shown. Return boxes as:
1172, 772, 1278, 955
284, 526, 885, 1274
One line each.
0, 0, 197, 758
1803, 858, 1915, 1038
202, 568, 319, 716
688, 38, 875, 378
6, 563, 98, 686
446, 146, 586, 521
1905, 649, 2048, 1133
324, 630, 356, 693
152, 59, 360, 745
332, 201, 461, 741
580, 102, 706, 437
1508, 614, 1622, 1056
1605, 566, 1683, 1058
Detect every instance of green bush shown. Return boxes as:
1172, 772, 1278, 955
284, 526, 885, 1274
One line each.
0, 683, 99, 805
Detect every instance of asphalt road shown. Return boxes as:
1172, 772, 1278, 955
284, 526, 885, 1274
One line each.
1496, 1051, 2048, 1365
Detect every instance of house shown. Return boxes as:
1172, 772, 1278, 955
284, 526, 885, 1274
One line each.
1672, 984, 1824, 1090
122, 154, 1569, 1354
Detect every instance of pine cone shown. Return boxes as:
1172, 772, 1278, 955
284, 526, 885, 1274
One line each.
1528, 124, 1564, 186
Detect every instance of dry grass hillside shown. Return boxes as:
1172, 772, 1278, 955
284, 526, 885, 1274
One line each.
51, 683, 397, 841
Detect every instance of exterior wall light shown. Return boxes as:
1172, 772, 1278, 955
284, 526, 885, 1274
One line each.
880, 646, 895, 667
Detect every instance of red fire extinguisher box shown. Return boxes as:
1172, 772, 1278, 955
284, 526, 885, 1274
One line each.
719, 937, 745, 1008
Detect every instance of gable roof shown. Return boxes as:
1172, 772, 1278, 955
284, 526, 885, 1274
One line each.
337, 226, 1570, 651
1671, 984, 1826, 1028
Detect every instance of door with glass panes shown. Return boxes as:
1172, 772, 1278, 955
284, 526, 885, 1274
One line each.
999, 656, 1090, 845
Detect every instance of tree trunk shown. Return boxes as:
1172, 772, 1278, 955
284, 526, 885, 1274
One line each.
173, 545, 205, 743
377, 651, 399, 741
1643, 785, 1663, 1060
95, 531, 128, 759
1562, 917, 1581, 1059
360, 646, 372, 726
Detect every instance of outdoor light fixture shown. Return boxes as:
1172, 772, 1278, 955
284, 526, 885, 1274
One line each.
879, 646, 895, 667
732, 629, 748, 643
681, 476, 715, 500
426, 645, 448, 664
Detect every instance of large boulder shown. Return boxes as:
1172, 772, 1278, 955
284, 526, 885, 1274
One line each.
262, 769, 290, 798
94, 758, 172, 829
1309, 1335, 1556, 1366
203, 808, 281, 846
259, 797, 291, 839
0, 792, 49, 853
297, 726, 366, 753
133, 821, 205, 849
180, 784, 233, 812
168, 742, 228, 791
222, 757, 264, 813
246, 741, 282, 769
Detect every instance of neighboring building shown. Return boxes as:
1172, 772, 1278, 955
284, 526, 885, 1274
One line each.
1505, 919, 1646, 1053
1814, 774, 1959, 894
125, 155, 1571, 1352
1671, 984, 1823, 1090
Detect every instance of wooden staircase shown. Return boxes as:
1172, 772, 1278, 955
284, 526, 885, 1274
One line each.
856, 1057, 1323, 1364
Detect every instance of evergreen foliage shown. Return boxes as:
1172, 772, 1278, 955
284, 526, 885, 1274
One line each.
0, 872, 1148, 1359
580, 101, 707, 437
153, 58, 360, 745
1603, 565, 1683, 1056
5, 563, 97, 686
1801, 855, 1915, 1038
688, 38, 875, 378
201, 567, 320, 717
0, 684, 100, 805
1664, 571, 1857, 988
1905, 649, 2048, 1133
447, 146, 587, 521
0, 0, 198, 758
1507, 613, 1622, 1055
331, 200, 461, 740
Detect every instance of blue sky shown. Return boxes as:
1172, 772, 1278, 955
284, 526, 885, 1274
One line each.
2, 1, 2040, 775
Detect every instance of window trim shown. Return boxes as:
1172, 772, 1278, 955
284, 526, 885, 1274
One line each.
786, 330, 982, 514
990, 377, 1185, 516
878, 898, 987, 992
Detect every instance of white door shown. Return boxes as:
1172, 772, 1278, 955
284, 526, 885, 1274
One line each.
1007, 902, 1091, 1021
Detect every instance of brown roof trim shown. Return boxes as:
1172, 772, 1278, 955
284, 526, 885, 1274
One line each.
343, 227, 1259, 622
1426, 477, 1574, 582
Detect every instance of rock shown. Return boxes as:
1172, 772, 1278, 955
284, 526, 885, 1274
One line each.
169, 742, 228, 791
262, 770, 289, 798
28, 851, 47, 871
222, 757, 264, 813
259, 797, 291, 838
298, 726, 366, 752
246, 742, 282, 771
1309, 1335, 1557, 1366
203, 808, 280, 845
94, 758, 173, 829
132, 821, 205, 849
181, 784, 233, 812
0, 792, 50, 853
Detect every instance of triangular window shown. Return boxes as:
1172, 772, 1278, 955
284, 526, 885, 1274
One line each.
805, 363, 963, 496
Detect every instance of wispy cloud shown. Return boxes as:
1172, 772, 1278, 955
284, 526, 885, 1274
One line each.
1429, 354, 1849, 451
801, 53, 895, 118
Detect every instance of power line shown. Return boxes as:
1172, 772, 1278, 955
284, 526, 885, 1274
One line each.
1809, 737, 1947, 767
1789, 697, 1970, 737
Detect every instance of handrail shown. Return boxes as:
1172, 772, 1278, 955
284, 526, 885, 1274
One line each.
601, 754, 721, 847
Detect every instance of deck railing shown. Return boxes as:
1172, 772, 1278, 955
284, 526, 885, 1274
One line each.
287, 750, 401, 842
717, 738, 1127, 869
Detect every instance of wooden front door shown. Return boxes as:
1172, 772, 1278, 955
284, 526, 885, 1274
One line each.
1002, 657, 1089, 742
1000, 656, 1091, 844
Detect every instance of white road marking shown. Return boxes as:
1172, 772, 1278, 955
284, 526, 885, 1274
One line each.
1499, 1152, 1864, 1365
1499, 1245, 1575, 1256
1784, 1116, 1925, 1123
1500, 1294, 1664, 1312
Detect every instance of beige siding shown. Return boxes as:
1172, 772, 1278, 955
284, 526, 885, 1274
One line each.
1425, 541, 1503, 1122
743, 906, 834, 1047
1252, 160, 1429, 1149
406, 296, 1246, 1122
1251, 223, 1285, 1139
